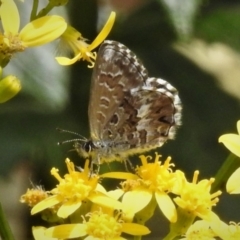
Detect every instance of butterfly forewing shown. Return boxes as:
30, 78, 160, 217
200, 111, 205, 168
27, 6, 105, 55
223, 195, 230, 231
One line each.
88, 41, 148, 141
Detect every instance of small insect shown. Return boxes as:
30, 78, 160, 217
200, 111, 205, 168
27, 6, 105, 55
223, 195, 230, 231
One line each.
59, 40, 182, 169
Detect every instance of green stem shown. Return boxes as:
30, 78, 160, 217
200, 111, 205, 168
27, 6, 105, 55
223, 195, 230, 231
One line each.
0, 202, 15, 240
212, 153, 240, 192
134, 236, 142, 240
36, 3, 54, 18
30, 0, 39, 21
163, 208, 195, 240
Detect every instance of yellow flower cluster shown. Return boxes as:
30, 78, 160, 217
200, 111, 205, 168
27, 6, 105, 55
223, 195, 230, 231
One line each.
22, 158, 150, 239
20, 152, 224, 240
0, 0, 115, 103
20, 118, 240, 240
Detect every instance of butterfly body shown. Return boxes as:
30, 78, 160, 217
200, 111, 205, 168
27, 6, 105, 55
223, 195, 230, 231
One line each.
74, 41, 182, 165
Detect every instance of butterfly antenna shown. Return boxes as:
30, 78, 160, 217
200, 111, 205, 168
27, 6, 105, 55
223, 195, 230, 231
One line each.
57, 138, 87, 145
56, 128, 87, 140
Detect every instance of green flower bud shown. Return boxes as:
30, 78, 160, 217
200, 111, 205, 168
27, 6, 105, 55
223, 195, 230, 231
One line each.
0, 75, 21, 103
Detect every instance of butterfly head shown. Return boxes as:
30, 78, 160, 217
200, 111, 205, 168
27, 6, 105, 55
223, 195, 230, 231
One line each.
74, 140, 95, 158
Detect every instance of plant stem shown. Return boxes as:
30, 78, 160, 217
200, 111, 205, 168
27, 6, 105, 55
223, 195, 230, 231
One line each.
0, 202, 15, 240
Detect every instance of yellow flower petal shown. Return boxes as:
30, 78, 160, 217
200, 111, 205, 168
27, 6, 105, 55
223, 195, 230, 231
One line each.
122, 223, 150, 235
57, 200, 82, 219
89, 193, 123, 210
226, 167, 240, 194
155, 191, 177, 223
0, 0, 20, 34
46, 224, 87, 239
89, 11, 116, 51
31, 195, 60, 215
96, 183, 107, 193
55, 54, 80, 66
32, 226, 58, 240
237, 120, 240, 134
122, 190, 152, 214
20, 16, 67, 47
100, 172, 138, 180
107, 189, 124, 200
219, 134, 240, 157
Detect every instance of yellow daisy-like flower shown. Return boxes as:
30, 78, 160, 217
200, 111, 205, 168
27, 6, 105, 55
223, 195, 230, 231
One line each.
180, 220, 217, 240
219, 120, 240, 158
102, 153, 183, 223
45, 208, 150, 239
173, 171, 221, 221
56, 11, 116, 67
0, 0, 67, 67
31, 159, 122, 219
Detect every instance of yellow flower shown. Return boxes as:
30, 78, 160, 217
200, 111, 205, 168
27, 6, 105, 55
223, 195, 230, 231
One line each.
45, 208, 150, 239
173, 171, 221, 221
180, 220, 217, 240
0, 75, 21, 103
31, 159, 122, 219
219, 120, 240, 158
56, 11, 116, 67
0, 0, 67, 67
102, 153, 182, 223
20, 186, 49, 208
211, 221, 240, 239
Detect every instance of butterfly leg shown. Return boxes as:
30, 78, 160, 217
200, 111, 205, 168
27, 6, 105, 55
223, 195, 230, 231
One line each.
124, 158, 135, 173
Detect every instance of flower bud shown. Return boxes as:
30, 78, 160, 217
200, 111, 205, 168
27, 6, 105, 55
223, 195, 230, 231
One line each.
0, 75, 21, 103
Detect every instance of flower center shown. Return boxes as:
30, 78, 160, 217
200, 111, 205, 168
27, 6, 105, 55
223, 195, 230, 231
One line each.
85, 210, 123, 238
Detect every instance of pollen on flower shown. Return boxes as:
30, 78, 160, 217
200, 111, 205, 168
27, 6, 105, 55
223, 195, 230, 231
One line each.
0, 33, 25, 66
30, 159, 107, 219
174, 171, 222, 220
84, 209, 123, 239
120, 179, 141, 191
136, 153, 177, 192
20, 187, 48, 207
50, 159, 98, 202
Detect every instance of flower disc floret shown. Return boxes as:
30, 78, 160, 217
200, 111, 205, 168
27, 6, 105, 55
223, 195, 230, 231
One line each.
45, 209, 150, 239
31, 159, 108, 219
50, 164, 97, 202
137, 154, 176, 192
108, 153, 179, 223
174, 171, 222, 221
84, 210, 123, 239
20, 187, 48, 207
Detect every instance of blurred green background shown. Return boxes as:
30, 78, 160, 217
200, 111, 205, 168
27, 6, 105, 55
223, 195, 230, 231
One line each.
0, 0, 240, 239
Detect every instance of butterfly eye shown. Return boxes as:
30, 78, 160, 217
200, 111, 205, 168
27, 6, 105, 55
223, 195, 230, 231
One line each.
83, 141, 95, 153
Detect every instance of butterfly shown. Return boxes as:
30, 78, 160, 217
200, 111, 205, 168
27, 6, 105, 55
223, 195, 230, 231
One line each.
69, 40, 182, 168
